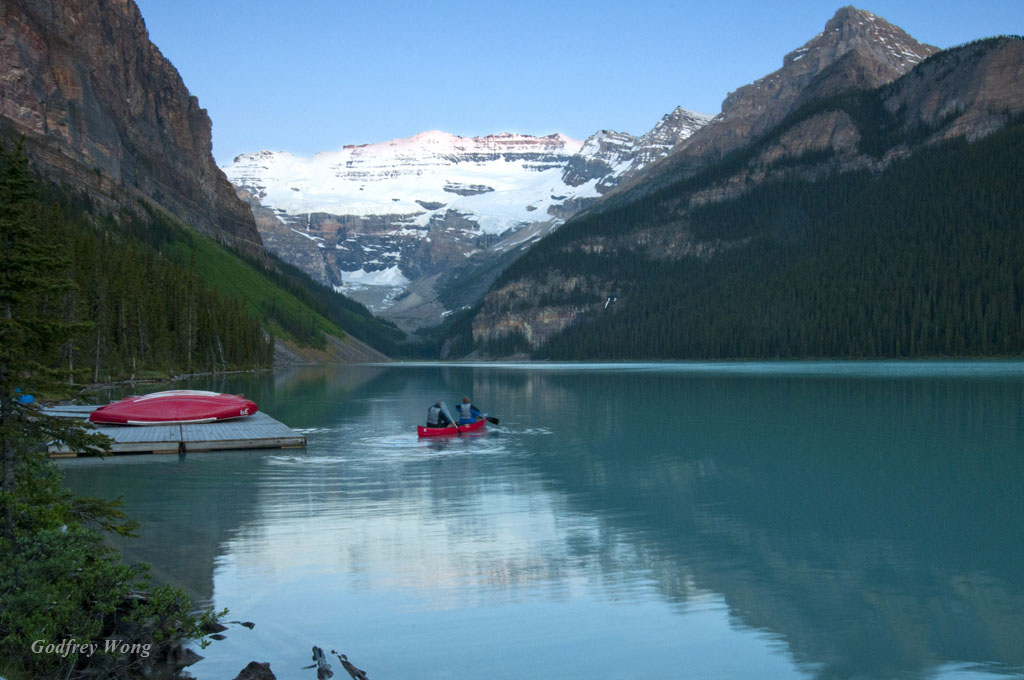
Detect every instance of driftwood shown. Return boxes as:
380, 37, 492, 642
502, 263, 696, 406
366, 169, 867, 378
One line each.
332, 650, 369, 680
308, 645, 369, 680
311, 646, 333, 679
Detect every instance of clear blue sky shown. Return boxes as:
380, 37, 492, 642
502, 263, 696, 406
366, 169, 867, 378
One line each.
132, 0, 1023, 166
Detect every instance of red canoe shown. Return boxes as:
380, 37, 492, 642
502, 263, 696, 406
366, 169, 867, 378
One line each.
417, 418, 487, 438
89, 390, 258, 426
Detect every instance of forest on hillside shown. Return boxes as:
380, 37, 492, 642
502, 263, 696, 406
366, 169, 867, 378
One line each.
483, 120, 1024, 360
0, 142, 274, 384
1, 139, 404, 386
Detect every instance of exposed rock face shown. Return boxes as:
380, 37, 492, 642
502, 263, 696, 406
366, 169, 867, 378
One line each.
730, 6, 937, 127
471, 276, 599, 348
631, 107, 716, 172
883, 36, 1024, 142
631, 6, 938, 187
560, 129, 635, 188
563, 107, 713, 190
684, 36, 1024, 209
0, 0, 264, 256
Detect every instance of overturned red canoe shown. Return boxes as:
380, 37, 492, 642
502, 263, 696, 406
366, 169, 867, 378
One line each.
89, 390, 258, 426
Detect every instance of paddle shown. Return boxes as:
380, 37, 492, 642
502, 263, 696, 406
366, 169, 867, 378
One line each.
439, 401, 460, 436
485, 415, 500, 425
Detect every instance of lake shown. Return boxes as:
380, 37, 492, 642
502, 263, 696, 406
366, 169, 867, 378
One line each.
60, 362, 1024, 680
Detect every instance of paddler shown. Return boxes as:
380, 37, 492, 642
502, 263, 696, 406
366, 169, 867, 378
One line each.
426, 401, 451, 428
455, 396, 482, 425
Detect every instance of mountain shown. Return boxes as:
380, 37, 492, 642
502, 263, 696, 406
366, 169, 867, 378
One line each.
0, 0, 263, 256
223, 108, 711, 332
463, 12, 1024, 359
619, 6, 939, 193
0, 0, 398, 365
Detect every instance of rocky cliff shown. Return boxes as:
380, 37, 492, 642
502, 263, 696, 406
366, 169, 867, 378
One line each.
682, 34, 1024, 209
0, 0, 263, 256
883, 36, 1024, 143
622, 6, 938, 193
562, 107, 712, 191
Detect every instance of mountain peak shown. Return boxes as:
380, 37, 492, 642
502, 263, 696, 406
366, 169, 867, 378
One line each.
600, 7, 941, 200
647, 107, 714, 138
672, 7, 940, 166
784, 5, 937, 72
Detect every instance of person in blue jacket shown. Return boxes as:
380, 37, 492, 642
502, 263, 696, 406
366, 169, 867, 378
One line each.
455, 396, 481, 425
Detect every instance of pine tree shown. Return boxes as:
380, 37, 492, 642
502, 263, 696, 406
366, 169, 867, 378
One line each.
0, 140, 106, 535
0, 140, 218, 680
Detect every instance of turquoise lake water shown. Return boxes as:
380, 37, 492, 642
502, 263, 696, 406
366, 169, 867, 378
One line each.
60, 362, 1024, 679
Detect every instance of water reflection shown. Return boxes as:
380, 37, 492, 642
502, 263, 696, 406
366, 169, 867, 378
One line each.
496, 367, 1024, 679
61, 363, 1024, 679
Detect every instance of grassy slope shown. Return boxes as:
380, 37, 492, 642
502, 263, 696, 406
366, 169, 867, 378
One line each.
167, 233, 345, 345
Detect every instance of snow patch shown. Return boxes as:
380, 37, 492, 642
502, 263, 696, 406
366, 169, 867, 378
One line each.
289, 228, 324, 242
340, 265, 409, 287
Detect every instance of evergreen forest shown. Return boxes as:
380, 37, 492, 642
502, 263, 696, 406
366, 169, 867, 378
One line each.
0, 138, 404, 385
486, 119, 1024, 360
0, 139, 223, 680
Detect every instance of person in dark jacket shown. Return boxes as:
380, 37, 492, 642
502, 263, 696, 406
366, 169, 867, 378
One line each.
455, 396, 482, 425
426, 401, 451, 428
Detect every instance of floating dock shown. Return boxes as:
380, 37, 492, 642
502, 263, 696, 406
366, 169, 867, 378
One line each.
44, 406, 306, 457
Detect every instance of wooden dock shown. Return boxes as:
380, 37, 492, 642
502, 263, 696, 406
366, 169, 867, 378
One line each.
44, 406, 306, 457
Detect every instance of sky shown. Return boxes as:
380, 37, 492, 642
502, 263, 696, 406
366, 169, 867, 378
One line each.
131, 0, 1024, 167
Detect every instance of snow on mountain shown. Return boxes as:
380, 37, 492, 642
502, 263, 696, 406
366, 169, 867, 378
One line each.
562, 108, 713, 191
223, 111, 710, 329
227, 131, 590, 235
788, 7, 934, 69
633, 107, 714, 167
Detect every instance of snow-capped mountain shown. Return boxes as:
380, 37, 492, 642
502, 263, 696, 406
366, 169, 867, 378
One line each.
229, 131, 586, 235
223, 108, 711, 331
561, 107, 711, 195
